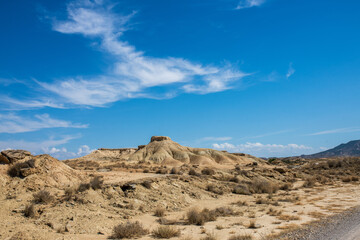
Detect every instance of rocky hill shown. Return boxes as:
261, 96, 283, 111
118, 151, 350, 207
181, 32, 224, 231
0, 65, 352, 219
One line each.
302, 140, 360, 159
66, 136, 261, 167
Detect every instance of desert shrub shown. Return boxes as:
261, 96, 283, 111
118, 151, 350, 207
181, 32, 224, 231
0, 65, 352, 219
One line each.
142, 181, 152, 189
233, 184, 251, 195
212, 207, 237, 216
170, 167, 180, 174
7, 160, 35, 178
143, 169, 150, 173
111, 221, 148, 239
228, 235, 253, 240
64, 186, 76, 201
206, 184, 224, 195
90, 176, 104, 190
24, 204, 36, 218
154, 207, 166, 217
255, 198, 269, 204
156, 168, 168, 174
201, 168, 215, 176
187, 208, 217, 225
303, 177, 316, 188
188, 168, 197, 176
280, 183, 292, 191
201, 233, 217, 240
248, 220, 257, 229
78, 183, 91, 192
250, 179, 278, 194
342, 176, 352, 182
152, 225, 180, 238
352, 176, 359, 181
229, 176, 241, 183
33, 190, 53, 204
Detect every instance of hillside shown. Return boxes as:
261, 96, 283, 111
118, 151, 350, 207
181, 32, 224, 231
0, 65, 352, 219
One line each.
65, 136, 262, 168
302, 140, 360, 159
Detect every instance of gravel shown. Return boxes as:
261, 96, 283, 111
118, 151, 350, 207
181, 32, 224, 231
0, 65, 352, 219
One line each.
277, 206, 360, 240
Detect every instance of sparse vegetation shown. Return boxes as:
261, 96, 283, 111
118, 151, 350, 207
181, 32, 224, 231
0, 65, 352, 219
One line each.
7, 160, 35, 178
24, 204, 36, 218
187, 208, 217, 225
111, 221, 148, 239
228, 234, 253, 240
154, 207, 166, 217
33, 190, 53, 204
152, 225, 181, 238
78, 182, 91, 192
90, 176, 104, 190
188, 168, 197, 176
142, 181, 152, 189
201, 233, 217, 240
303, 177, 316, 188
201, 168, 215, 176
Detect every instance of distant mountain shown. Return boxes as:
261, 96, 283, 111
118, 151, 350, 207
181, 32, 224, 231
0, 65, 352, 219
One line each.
302, 140, 360, 159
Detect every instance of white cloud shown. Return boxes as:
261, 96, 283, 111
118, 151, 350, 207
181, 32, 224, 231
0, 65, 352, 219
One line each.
0, 135, 78, 154
33, 0, 248, 107
308, 127, 360, 136
286, 62, 295, 78
0, 136, 94, 160
213, 142, 313, 157
1, 96, 65, 110
0, 113, 88, 133
42, 144, 95, 160
236, 0, 266, 9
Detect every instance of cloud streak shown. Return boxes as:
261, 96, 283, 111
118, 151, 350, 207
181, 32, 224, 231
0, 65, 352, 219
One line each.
308, 127, 360, 136
236, 0, 266, 10
27, 0, 248, 108
286, 62, 295, 78
0, 113, 87, 133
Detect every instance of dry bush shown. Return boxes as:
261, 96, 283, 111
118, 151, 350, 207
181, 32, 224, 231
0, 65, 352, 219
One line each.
248, 220, 257, 229
24, 204, 36, 218
154, 207, 166, 217
156, 168, 168, 174
232, 184, 251, 195
188, 168, 198, 176
142, 181, 152, 189
267, 207, 282, 216
201, 168, 215, 176
64, 186, 76, 201
250, 179, 278, 194
255, 198, 269, 204
90, 176, 104, 190
233, 200, 248, 206
228, 234, 253, 240
170, 167, 181, 174
352, 176, 359, 181
280, 182, 292, 191
143, 169, 150, 173
78, 182, 91, 192
201, 233, 217, 240
152, 225, 180, 238
213, 207, 238, 217
111, 221, 148, 239
33, 190, 53, 204
7, 160, 35, 178
277, 214, 300, 221
187, 208, 217, 225
303, 177, 316, 188
206, 184, 224, 195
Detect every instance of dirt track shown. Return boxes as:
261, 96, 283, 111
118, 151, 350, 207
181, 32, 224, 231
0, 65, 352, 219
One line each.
280, 206, 360, 240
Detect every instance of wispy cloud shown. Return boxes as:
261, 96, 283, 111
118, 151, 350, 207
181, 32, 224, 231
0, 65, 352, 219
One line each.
26, 0, 248, 108
0, 135, 93, 160
0, 113, 87, 133
0, 135, 78, 154
213, 142, 313, 157
242, 130, 292, 139
286, 62, 295, 78
308, 127, 360, 136
236, 0, 266, 10
199, 136, 233, 142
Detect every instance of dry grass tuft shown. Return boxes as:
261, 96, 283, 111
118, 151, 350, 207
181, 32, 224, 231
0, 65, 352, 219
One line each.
111, 221, 148, 239
152, 225, 181, 238
154, 207, 166, 217
33, 190, 53, 204
201, 233, 217, 240
228, 234, 253, 240
90, 176, 104, 190
277, 214, 300, 221
186, 208, 217, 225
24, 204, 36, 218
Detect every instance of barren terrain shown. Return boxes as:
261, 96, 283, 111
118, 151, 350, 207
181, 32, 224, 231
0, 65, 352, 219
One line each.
1, 136, 360, 240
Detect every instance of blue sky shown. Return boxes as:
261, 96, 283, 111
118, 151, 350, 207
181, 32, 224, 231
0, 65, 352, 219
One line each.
1, 0, 360, 159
